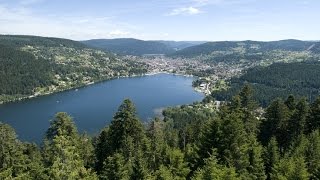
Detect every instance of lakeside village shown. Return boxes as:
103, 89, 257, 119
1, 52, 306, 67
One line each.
124, 54, 253, 95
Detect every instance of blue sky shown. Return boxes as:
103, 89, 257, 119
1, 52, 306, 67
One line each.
0, 0, 319, 41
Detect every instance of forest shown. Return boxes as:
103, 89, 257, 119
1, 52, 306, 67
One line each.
82, 38, 175, 56
213, 61, 320, 106
0, 35, 148, 103
1, 85, 319, 179
0, 44, 53, 95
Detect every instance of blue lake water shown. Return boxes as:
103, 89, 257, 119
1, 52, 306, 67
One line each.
0, 73, 204, 143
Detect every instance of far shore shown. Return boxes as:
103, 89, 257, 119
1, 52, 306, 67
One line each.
0, 71, 203, 105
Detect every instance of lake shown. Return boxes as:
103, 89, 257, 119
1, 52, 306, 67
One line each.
0, 73, 204, 143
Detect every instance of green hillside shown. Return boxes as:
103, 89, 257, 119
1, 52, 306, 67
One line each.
213, 61, 320, 106
0, 35, 147, 103
82, 38, 176, 56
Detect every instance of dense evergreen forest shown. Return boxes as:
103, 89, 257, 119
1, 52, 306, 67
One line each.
82, 38, 176, 56
1, 85, 320, 179
213, 61, 320, 106
0, 44, 53, 95
0, 35, 148, 103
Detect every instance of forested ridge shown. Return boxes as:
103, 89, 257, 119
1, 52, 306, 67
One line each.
213, 61, 320, 106
0, 35, 148, 103
170, 40, 320, 66
82, 38, 176, 56
1, 85, 320, 179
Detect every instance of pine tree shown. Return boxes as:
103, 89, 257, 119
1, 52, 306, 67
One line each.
43, 112, 97, 179
239, 84, 257, 111
154, 165, 175, 180
161, 147, 190, 179
106, 99, 147, 155
289, 98, 309, 140
247, 135, 267, 180
192, 153, 240, 180
235, 85, 260, 135
219, 112, 250, 176
99, 153, 130, 180
45, 112, 79, 141
78, 133, 95, 168
196, 117, 221, 168
305, 130, 320, 179
260, 99, 290, 150
23, 143, 48, 179
130, 149, 150, 180
95, 99, 150, 178
263, 137, 280, 179
95, 127, 109, 173
147, 118, 166, 171
47, 135, 97, 179
0, 123, 29, 178
271, 156, 309, 180
306, 96, 320, 133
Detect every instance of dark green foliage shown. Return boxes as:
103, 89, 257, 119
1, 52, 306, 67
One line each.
0, 44, 53, 95
0, 123, 29, 178
95, 99, 150, 179
158, 147, 190, 179
260, 99, 290, 149
270, 156, 309, 180
99, 153, 130, 180
305, 130, 320, 179
215, 62, 320, 106
263, 137, 280, 179
45, 112, 79, 141
162, 103, 216, 150
247, 135, 267, 180
82, 38, 176, 56
307, 97, 320, 133
42, 112, 97, 179
192, 153, 240, 180
288, 98, 309, 140
99, 99, 147, 158
285, 95, 297, 112
0, 35, 87, 49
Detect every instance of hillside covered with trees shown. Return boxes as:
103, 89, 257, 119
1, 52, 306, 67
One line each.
1, 86, 320, 179
0, 35, 148, 103
82, 38, 176, 56
171, 40, 320, 66
213, 61, 320, 106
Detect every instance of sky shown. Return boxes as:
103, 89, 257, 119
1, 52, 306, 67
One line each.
0, 0, 319, 41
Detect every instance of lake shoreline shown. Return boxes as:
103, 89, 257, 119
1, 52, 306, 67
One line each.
0, 71, 201, 105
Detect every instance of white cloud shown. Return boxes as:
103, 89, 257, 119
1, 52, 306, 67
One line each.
168, 6, 202, 16
0, 4, 137, 40
166, 0, 221, 16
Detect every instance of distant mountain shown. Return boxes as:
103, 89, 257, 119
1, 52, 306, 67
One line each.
82, 38, 176, 56
0, 35, 147, 103
0, 35, 87, 49
171, 39, 318, 58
